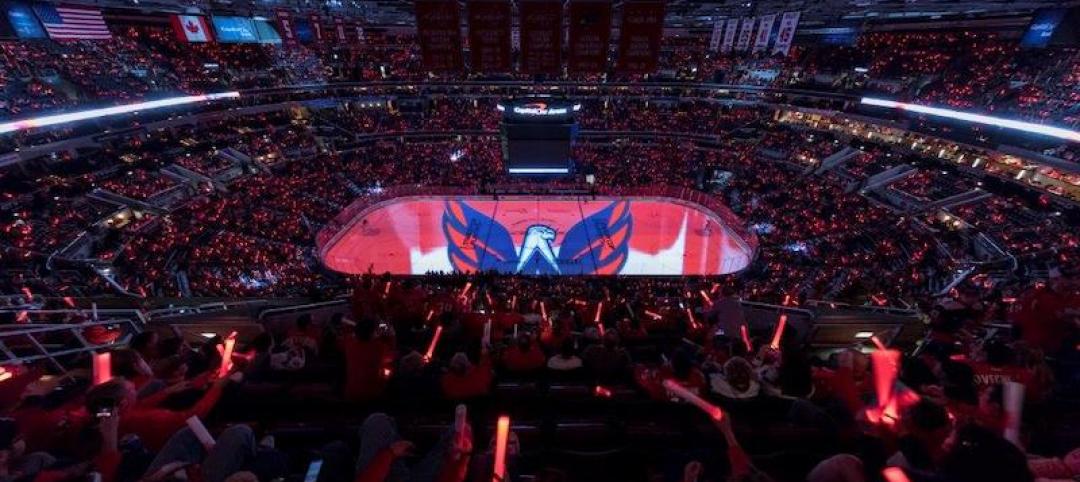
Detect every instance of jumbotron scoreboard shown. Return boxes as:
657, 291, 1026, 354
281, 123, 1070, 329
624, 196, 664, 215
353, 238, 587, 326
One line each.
498, 98, 580, 176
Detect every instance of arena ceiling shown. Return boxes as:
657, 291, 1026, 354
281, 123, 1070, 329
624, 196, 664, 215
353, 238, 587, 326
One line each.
98, 0, 1080, 29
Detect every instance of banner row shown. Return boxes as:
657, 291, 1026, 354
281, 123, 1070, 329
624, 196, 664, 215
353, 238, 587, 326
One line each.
416, 0, 666, 74
708, 11, 802, 56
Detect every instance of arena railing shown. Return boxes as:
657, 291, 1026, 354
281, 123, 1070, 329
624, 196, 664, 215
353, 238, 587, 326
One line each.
0, 316, 144, 371
315, 184, 760, 266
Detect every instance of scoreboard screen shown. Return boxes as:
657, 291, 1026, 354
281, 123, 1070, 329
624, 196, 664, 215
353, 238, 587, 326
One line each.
498, 98, 580, 175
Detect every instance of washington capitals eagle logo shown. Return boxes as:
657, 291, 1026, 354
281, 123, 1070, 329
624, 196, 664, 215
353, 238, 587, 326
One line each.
442, 200, 632, 275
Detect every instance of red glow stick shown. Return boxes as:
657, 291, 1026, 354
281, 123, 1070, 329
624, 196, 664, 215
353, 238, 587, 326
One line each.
594, 301, 603, 323
492, 416, 510, 482
769, 314, 787, 350
454, 404, 468, 449
384, 281, 391, 295
870, 335, 887, 351
882, 467, 911, 482
459, 282, 472, 298
782, 294, 791, 306
662, 379, 724, 421
482, 321, 492, 347
597, 323, 605, 337
15, 311, 27, 323
510, 295, 517, 310
21, 287, 33, 299
92, 352, 111, 385
382, 368, 392, 378
424, 325, 444, 362
740, 325, 753, 353
62, 296, 76, 308
711, 283, 720, 294
217, 331, 237, 377
426, 309, 436, 321
485, 293, 494, 308
684, 308, 699, 329
539, 301, 547, 323
699, 290, 712, 306
870, 349, 900, 411
594, 386, 613, 398
186, 416, 216, 450
1003, 381, 1024, 445
0, 367, 11, 382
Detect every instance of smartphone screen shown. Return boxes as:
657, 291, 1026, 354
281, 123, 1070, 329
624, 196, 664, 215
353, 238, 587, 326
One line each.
304, 460, 323, 482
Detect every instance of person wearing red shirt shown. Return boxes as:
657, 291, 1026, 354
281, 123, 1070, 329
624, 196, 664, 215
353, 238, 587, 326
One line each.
500, 335, 546, 373
83, 373, 236, 451
353, 412, 472, 482
340, 318, 393, 403
440, 353, 493, 401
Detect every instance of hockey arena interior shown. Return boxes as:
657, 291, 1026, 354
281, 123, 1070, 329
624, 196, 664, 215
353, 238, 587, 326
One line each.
1, 1, 1079, 481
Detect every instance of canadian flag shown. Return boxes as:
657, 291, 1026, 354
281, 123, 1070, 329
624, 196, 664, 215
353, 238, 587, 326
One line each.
172, 15, 213, 43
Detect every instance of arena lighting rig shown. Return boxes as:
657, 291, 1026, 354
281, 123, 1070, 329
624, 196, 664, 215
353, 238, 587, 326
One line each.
861, 97, 1080, 142
0, 91, 241, 135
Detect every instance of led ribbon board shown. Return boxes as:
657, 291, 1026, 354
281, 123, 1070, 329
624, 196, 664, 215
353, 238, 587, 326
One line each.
861, 97, 1080, 143
0, 92, 241, 135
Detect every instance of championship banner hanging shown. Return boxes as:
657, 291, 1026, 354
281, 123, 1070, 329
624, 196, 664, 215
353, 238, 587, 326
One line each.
466, 0, 512, 72
735, 17, 754, 51
274, 9, 296, 47
334, 16, 346, 42
616, 0, 665, 73
752, 13, 775, 52
721, 17, 738, 53
772, 11, 800, 55
519, 0, 562, 74
309, 13, 322, 42
567, 0, 613, 72
415, 0, 464, 71
708, 19, 723, 52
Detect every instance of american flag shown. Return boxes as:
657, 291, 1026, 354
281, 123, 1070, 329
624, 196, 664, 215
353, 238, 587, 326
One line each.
32, 4, 112, 40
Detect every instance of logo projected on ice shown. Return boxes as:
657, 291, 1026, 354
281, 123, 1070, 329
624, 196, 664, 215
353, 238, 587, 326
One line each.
442, 200, 632, 275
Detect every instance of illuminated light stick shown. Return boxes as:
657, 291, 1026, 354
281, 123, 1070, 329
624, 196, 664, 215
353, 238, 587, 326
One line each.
63, 296, 76, 308
426, 309, 436, 322
662, 379, 724, 421
870, 335, 888, 351
769, 314, 787, 350
15, 311, 28, 324
597, 323, 605, 337
782, 294, 791, 306
21, 287, 33, 299
454, 404, 468, 449
711, 283, 720, 294
0, 92, 241, 135
382, 368, 392, 378
624, 301, 635, 319
594, 301, 604, 324
644, 310, 664, 320
217, 331, 238, 377
740, 325, 753, 353
699, 290, 713, 307
539, 302, 548, 324
1003, 381, 1025, 446
870, 349, 901, 414
594, 386, 613, 398
482, 321, 492, 347
510, 295, 517, 310
92, 352, 112, 385
492, 415, 511, 482
512, 324, 518, 339
0, 367, 11, 382
186, 416, 216, 450
684, 308, 699, 330
92, 303, 99, 321
384, 281, 392, 296
882, 467, 911, 482
424, 325, 444, 362
485, 293, 495, 309
459, 282, 472, 299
